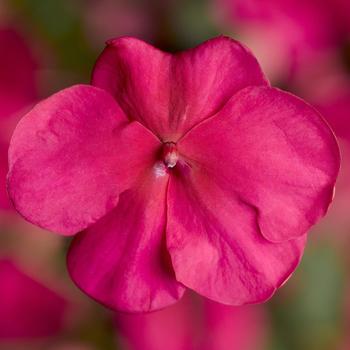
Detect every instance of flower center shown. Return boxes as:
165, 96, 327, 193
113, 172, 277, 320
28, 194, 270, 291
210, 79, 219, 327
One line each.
162, 142, 178, 168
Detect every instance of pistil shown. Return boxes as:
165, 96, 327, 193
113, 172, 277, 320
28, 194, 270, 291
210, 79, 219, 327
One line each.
162, 142, 178, 168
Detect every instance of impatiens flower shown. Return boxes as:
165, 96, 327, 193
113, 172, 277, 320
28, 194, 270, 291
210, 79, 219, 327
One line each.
0, 259, 67, 339
7, 36, 340, 312
115, 291, 268, 350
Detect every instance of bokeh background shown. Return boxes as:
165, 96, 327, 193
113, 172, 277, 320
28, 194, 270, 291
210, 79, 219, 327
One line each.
0, 0, 350, 349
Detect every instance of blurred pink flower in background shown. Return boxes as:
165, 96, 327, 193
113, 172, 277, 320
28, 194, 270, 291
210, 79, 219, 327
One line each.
0, 259, 67, 339
7, 36, 339, 313
215, 0, 349, 82
0, 25, 64, 268
0, 26, 76, 348
0, 29, 37, 121
115, 292, 268, 350
0, 28, 38, 210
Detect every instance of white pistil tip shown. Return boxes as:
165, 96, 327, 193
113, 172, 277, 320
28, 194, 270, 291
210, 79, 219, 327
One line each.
162, 142, 179, 168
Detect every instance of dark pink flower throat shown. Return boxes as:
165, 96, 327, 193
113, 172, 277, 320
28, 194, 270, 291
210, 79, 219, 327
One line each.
162, 142, 178, 168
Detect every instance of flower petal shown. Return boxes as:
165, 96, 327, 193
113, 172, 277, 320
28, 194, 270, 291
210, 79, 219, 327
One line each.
167, 167, 306, 305
8, 84, 160, 235
67, 171, 185, 313
91, 36, 268, 141
178, 86, 340, 242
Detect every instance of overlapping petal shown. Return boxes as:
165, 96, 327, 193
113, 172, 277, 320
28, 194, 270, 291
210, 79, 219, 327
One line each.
167, 166, 306, 305
8, 84, 160, 235
67, 170, 185, 312
177, 86, 340, 242
165, 85, 339, 304
91, 36, 268, 140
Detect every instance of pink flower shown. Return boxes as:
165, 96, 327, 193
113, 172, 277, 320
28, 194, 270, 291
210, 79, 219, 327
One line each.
115, 292, 268, 350
0, 259, 67, 339
7, 36, 340, 312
